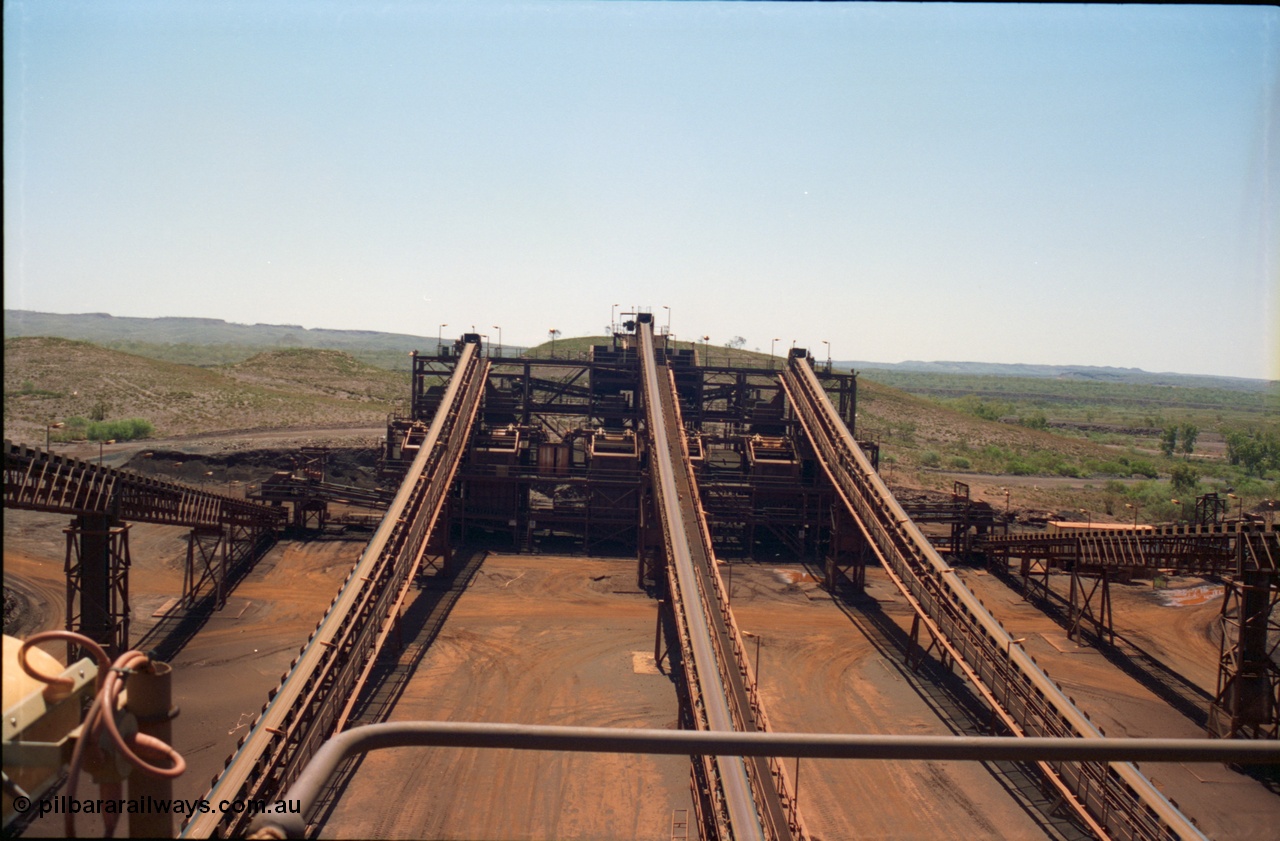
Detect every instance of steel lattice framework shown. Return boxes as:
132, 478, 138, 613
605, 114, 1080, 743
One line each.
4, 440, 285, 656
3, 440, 285, 529
181, 336, 488, 839
780, 349, 1206, 841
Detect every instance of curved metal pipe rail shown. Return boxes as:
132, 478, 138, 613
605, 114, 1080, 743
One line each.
181, 338, 489, 839
248, 721, 1280, 839
781, 352, 1206, 841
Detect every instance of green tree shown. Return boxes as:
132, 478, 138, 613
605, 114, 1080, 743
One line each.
1226, 429, 1280, 477
1159, 425, 1178, 457
1169, 462, 1200, 496
1178, 423, 1198, 458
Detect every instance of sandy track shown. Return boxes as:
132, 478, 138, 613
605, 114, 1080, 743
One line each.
730, 565, 1061, 841
319, 553, 691, 840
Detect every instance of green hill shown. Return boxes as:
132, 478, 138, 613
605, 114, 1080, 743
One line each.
4, 338, 405, 442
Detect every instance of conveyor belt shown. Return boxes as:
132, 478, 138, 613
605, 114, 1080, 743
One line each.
638, 317, 800, 841
181, 337, 488, 838
781, 350, 1206, 841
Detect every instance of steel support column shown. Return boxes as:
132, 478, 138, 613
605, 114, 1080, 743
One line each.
1068, 567, 1114, 645
184, 525, 226, 608
1208, 551, 1279, 739
64, 514, 130, 659
824, 503, 866, 593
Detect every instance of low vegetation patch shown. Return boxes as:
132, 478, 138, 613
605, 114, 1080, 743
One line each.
53, 417, 155, 442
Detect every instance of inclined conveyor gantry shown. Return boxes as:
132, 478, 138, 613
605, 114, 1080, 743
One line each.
780, 347, 1209, 841
637, 313, 802, 841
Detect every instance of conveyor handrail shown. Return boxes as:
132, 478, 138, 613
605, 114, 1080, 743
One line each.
781, 353, 1206, 841
181, 339, 488, 838
638, 319, 774, 841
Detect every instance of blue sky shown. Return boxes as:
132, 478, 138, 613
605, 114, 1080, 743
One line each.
5, 1, 1277, 379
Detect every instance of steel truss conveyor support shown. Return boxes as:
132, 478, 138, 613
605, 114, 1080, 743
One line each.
638, 315, 803, 841
779, 350, 1206, 841
182, 337, 489, 839
3, 439, 286, 530
4, 440, 286, 656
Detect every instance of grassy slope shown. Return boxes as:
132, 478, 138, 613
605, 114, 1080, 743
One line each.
4, 338, 404, 441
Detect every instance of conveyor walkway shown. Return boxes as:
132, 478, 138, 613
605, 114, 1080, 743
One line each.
780, 348, 1206, 841
638, 315, 800, 841
182, 336, 488, 838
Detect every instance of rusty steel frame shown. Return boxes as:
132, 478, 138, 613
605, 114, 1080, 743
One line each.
780, 349, 1205, 841
982, 525, 1254, 577
984, 523, 1275, 660
639, 317, 805, 841
183, 525, 226, 609
181, 338, 489, 839
1068, 567, 1115, 646
1208, 530, 1280, 739
63, 514, 130, 659
386, 335, 849, 570
5, 441, 284, 657
3, 439, 286, 529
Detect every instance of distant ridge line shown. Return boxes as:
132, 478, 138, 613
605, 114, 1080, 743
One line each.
5, 309, 1270, 387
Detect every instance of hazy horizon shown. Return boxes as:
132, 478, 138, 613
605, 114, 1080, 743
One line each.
7, 305, 1275, 383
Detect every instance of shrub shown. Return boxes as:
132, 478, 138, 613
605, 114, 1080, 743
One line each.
1006, 459, 1035, 475
920, 451, 941, 468
954, 395, 1008, 421
1225, 429, 1280, 477
1128, 460, 1159, 479
1169, 462, 1200, 496
86, 418, 154, 442
1018, 411, 1049, 430
949, 456, 971, 470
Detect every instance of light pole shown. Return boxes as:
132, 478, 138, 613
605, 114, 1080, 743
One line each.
46, 421, 64, 450
98, 438, 116, 466
1001, 487, 1010, 516
480, 334, 489, 358
1227, 493, 1243, 519
771, 338, 779, 369
1079, 508, 1091, 529
822, 340, 831, 371
438, 323, 448, 354
701, 335, 710, 365
1124, 503, 1140, 527
492, 326, 502, 357
662, 305, 670, 334
549, 328, 560, 358
611, 304, 619, 332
